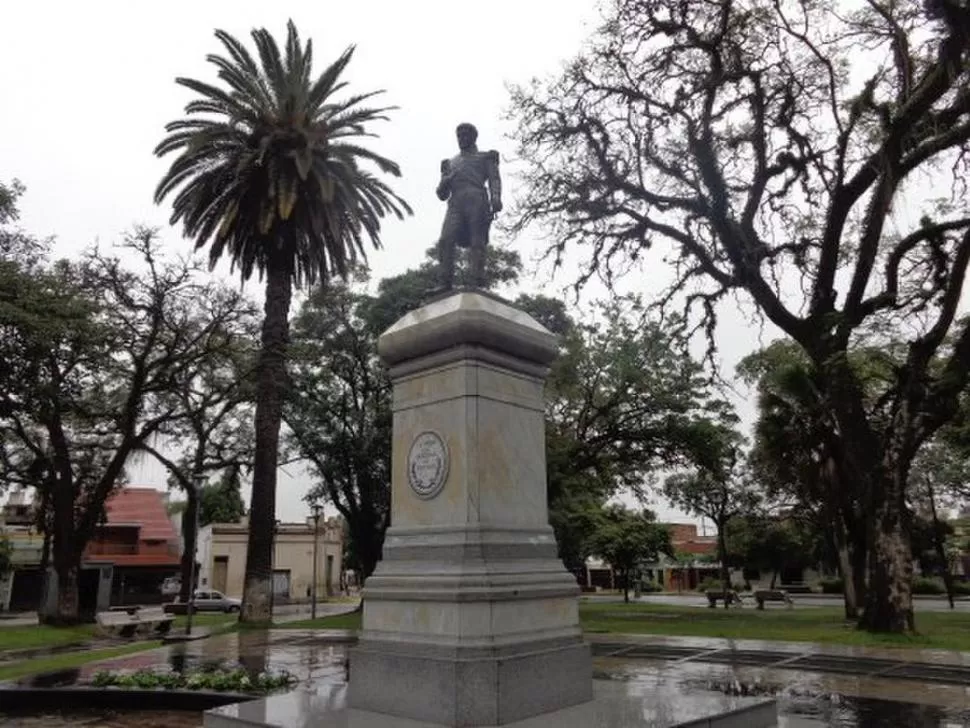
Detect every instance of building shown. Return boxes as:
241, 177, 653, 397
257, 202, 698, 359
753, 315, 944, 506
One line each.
650, 523, 719, 592
86, 487, 181, 605
0, 487, 180, 613
197, 516, 343, 602
0, 489, 47, 612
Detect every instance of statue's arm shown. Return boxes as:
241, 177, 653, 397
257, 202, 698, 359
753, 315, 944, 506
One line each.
486, 150, 502, 212
436, 159, 451, 201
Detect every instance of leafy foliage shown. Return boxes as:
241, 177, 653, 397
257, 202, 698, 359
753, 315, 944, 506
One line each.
91, 666, 295, 694
589, 505, 671, 602
0, 222, 253, 623
509, 0, 970, 633
154, 20, 411, 285
154, 19, 410, 622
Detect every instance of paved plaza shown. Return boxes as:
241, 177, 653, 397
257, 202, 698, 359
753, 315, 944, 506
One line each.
7, 629, 970, 727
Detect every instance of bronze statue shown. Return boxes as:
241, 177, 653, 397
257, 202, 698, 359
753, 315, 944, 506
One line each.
436, 123, 502, 289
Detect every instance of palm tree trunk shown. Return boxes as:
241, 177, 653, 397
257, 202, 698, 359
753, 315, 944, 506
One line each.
240, 262, 292, 624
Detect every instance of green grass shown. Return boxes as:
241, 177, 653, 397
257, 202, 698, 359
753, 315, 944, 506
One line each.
171, 613, 237, 629
0, 640, 163, 682
0, 624, 97, 652
274, 611, 362, 630
270, 603, 970, 652
579, 602, 970, 651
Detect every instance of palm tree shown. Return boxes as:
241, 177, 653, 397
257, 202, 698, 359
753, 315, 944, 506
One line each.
154, 20, 411, 623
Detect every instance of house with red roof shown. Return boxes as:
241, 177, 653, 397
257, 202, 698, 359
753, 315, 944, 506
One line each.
82, 487, 182, 605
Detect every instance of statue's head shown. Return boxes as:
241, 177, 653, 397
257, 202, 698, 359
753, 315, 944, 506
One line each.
456, 123, 478, 151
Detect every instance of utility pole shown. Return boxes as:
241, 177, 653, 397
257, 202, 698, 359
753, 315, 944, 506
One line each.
310, 503, 323, 621
185, 472, 204, 636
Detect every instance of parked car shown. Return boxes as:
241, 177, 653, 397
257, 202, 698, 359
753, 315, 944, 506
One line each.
160, 576, 181, 597
163, 590, 241, 614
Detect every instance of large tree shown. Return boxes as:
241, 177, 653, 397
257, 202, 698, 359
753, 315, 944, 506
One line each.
138, 287, 258, 603
589, 505, 671, 603
664, 429, 759, 606
510, 0, 970, 632
0, 231, 243, 622
738, 341, 869, 618
154, 20, 410, 622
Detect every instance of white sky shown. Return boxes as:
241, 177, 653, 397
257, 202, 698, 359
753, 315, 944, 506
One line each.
0, 0, 770, 527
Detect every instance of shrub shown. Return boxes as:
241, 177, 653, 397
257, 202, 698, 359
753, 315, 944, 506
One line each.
90, 667, 295, 694
952, 580, 970, 596
912, 576, 946, 595
639, 580, 664, 593
819, 577, 843, 594
697, 577, 727, 592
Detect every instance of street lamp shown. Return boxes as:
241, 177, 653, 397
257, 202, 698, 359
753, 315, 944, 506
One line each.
310, 503, 323, 620
185, 472, 204, 636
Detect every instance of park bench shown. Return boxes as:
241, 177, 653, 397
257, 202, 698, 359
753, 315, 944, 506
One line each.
705, 589, 744, 608
96, 605, 174, 638
753, 589, 794, 610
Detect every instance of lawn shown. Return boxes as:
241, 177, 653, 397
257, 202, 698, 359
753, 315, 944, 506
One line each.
275, 611, 361, 630
0, 640, 163, 682
0, 624, 97, 652
277, 603, 970, 652
580, 602, 970, 651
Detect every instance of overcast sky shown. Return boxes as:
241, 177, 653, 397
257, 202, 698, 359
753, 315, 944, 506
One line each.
0, 0, 769, 528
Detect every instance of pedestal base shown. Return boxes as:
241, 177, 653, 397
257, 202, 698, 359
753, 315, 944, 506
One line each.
204, 680, 778, 728
348, 639, 592, 726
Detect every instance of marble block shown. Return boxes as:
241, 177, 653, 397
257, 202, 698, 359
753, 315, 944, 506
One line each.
204, 681, 779, 728
348, 291, 592, 726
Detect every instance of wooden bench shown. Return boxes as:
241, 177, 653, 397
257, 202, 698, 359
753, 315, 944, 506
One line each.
96, 606, 174, 638
754, 589, 794, 610
705, 589, 744, 607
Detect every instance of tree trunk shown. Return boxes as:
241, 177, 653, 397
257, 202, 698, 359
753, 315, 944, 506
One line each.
240, 262, 292, 624
179, 486, 200, 604
717, 524, 730, 610
43, 477, 81, 625
832, 517, 858, 619
622, 569, 630, 603
859, 470, 914, 633
926, 480, 955, 609
770, 570, 777, 589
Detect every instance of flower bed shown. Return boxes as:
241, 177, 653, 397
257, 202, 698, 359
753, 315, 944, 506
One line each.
91, 667, 295, 694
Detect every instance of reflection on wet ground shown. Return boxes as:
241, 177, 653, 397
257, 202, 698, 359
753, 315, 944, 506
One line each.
4, 631, 970, 727
0, 710, 202, 727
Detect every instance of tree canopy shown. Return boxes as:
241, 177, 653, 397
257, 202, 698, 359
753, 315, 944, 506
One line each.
509, 0, 970, 633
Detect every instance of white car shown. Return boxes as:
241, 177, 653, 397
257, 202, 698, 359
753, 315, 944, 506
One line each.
166, 590, 241, 613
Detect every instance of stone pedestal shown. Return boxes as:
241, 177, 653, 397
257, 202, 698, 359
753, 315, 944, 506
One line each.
347, 291, 593, 726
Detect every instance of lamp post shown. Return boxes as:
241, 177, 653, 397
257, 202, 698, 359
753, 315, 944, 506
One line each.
185, 473, 204, 636
310, 503, 323, 620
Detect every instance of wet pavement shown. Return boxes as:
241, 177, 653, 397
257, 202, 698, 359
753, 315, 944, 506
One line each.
6, 630, 970, 726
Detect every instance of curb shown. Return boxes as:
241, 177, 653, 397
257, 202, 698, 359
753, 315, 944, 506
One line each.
0, 686, 255, 713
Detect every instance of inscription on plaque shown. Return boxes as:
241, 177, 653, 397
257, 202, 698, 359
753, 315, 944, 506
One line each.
407, 431, 449, 499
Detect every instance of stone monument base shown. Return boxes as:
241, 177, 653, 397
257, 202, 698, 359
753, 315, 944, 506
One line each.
348, 638, 592, 725
204, 681, 778, 728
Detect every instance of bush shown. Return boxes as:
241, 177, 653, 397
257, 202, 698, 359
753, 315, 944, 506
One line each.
697, 577, 727, 592
640, 581, 663, 593
90, 667, 295, 694
819, 577, 843, 594
952, 580, 970, 596
912, 576, 946, 595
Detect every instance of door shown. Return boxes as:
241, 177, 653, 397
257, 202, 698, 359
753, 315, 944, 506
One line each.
272, 570, 290, 602
213, 557, 228, 594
